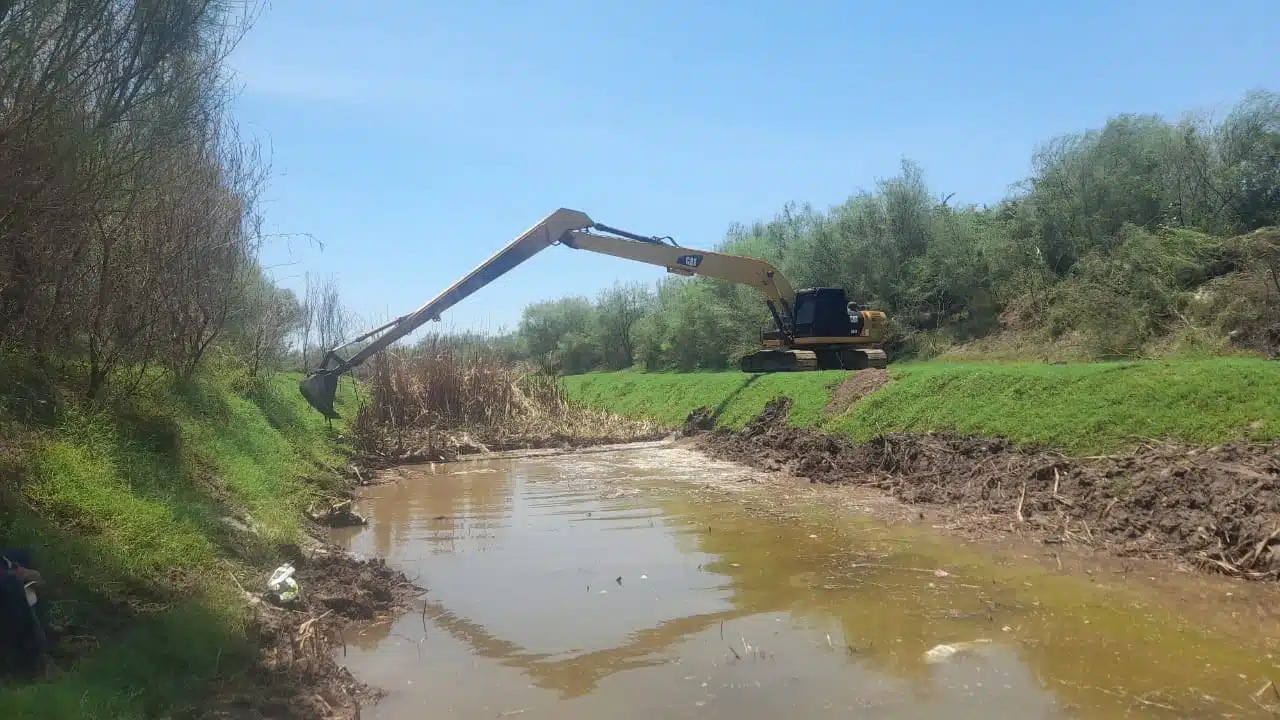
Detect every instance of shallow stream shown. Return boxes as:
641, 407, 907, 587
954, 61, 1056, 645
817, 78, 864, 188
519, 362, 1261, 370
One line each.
330, 444, 1280, 718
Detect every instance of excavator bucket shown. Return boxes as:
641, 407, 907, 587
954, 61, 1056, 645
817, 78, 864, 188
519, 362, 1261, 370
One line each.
299, 371, 342, 420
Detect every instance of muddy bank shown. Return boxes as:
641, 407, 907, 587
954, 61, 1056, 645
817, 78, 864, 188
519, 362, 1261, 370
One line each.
694, 398, 1280, 581
204, 535, 420, 720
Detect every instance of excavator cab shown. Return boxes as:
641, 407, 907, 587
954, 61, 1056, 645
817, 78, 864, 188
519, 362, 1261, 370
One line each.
759, 288, 870, 342
743, 288, 888, 373
793, 288, 857, 338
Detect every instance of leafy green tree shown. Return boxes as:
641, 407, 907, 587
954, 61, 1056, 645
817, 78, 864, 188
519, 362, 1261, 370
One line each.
518, 297, 601, 373
514, 90, 1280, 370
595, 281, 654, 369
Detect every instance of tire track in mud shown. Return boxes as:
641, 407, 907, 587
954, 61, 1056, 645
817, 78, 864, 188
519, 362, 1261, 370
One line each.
690, 397, 1280, 582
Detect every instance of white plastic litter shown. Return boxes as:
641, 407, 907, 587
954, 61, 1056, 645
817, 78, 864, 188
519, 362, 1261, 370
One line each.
923, 638, 992, 663
267, 563, 301, 604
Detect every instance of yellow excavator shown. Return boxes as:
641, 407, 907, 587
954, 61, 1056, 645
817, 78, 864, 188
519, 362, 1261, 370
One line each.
299, 208, 887, 418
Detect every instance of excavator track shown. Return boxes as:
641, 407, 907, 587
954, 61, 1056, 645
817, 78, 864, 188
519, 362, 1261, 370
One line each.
739, 350, 817, 373
829, 347, 888, 370
739, 348, 887, 373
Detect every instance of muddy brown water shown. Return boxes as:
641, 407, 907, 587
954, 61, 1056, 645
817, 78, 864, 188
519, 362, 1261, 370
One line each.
330, 443, 1280, 719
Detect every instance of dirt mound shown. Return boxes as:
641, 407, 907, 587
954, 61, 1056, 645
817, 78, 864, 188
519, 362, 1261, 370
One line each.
204, 543, 420, 720
707, 397, 854, 478
699, 399, 1280, 581
294, 547, 417, 622
681, 407, 716, 434
825, 368, 890, 415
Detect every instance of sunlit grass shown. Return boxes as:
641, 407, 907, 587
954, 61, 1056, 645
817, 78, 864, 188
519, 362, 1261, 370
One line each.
0, 360, 355, 719
565, 370, 852, 430
565, 358, 1280, 454
837, 358, 1280, 453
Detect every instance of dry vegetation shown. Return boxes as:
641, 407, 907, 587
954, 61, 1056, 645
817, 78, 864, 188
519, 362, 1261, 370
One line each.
348, 337, 663, 461
0, 1, 307, 398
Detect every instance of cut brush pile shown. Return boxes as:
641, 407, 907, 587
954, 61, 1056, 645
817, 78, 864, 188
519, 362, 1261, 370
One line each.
348, 339, 663, 463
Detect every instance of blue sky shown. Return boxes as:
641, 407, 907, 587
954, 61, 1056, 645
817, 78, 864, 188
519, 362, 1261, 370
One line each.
228, 0, 1278, 337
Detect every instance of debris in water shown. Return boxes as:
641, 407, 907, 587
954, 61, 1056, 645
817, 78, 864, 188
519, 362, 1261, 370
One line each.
616, 575, 623, 585
923, 639, 993, 664
809, 534, 819, 539
1254, 680, 1278, 702
933, 568, 950, 577
598, 589, 608, 594
307, 499, 367, 528
640, 574, 648, 579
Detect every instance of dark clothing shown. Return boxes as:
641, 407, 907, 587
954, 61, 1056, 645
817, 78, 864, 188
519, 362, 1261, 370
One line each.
1, 547, 48, 677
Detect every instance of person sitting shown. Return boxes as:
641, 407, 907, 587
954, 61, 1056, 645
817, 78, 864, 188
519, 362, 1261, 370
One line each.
1, 547, 51, 678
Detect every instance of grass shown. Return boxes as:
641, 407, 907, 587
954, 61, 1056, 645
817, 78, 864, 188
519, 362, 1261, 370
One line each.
0, 355, 359, 719
565, 369, 854, 430
838, 358, 1280, 453
564, 358, 1280, 454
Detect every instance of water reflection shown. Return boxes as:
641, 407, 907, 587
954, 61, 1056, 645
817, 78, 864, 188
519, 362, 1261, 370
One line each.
333, 447, 1277, 719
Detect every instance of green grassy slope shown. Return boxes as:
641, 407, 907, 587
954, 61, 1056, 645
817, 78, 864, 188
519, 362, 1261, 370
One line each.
0, 359, 359, 719
565, 369, 853, 430
564, 359, 1280, 454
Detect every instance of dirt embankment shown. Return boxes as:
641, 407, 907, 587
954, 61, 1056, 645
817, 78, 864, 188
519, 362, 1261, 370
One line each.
694, 397, 1280, 582
824, 368, 890, 415
204, 535, 420, 720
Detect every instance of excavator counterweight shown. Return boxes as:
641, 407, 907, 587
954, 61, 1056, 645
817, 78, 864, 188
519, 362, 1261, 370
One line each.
299, 209, 888, 417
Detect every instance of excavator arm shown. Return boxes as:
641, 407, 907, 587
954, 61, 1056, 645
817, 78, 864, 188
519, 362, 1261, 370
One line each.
300, 208, 800, 418
559, 228, 796, 328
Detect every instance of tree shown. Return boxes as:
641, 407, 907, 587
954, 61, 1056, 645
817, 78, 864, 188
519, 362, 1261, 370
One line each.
229, 269, 303, 376
0, 0, 275, 397
507, 90, 1280, 368
518, 297, 601, 373
308, 274, 350, 360
595, 282, 654, 369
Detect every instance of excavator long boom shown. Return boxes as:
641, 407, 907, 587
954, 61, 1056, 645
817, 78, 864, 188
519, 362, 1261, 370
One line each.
300, 208, 799, 418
